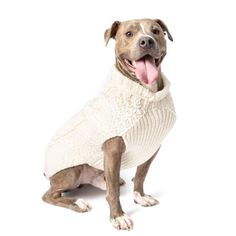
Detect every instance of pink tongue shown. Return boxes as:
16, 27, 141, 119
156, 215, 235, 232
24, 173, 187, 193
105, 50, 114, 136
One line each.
134, 56, 159, 84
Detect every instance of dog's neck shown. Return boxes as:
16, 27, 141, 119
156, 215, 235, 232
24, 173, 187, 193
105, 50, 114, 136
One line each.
115, 57, 163, 93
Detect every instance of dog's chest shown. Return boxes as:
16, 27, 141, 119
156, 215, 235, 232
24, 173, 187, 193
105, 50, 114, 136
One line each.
120, 99, 175, 168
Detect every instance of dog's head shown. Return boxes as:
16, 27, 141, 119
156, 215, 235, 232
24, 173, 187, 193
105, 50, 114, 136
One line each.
105, 19, 173, 85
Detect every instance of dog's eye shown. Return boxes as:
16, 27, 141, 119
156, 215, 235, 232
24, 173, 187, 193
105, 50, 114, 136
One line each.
125, 31, 133, 38
152, 28, 160, 35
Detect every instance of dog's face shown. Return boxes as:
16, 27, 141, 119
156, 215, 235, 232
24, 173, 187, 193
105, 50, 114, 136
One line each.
105, 19, 173, 85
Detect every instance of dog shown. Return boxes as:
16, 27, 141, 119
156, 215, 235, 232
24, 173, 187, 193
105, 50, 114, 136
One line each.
43, 18, 175, 230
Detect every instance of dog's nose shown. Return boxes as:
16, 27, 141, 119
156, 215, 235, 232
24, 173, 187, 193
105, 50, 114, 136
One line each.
139, 37, 155, 49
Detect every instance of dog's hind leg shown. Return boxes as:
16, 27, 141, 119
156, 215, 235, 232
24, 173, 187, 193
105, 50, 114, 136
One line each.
42, 165, 91, 213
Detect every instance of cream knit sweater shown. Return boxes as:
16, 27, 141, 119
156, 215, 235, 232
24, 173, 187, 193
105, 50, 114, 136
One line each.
44, 66, 176, 178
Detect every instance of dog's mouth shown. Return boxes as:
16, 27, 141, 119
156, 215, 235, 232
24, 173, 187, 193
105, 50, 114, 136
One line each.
124, 54, 164, 84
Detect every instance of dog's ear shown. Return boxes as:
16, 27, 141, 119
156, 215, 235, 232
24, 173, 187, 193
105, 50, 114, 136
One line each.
155, 19, 173, 42
104, 21, 120, 46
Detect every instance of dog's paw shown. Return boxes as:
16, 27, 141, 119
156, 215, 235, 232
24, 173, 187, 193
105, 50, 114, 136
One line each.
134, 191, 159, 207
110, 214, 133, 230
74, 198, 91, 212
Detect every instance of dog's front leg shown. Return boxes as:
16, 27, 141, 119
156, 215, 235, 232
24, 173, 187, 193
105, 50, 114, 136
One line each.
133, 149, 160, 207
102, 136, 133, 230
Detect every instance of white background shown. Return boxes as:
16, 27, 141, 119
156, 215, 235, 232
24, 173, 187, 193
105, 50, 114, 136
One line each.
0, 0, 236, 235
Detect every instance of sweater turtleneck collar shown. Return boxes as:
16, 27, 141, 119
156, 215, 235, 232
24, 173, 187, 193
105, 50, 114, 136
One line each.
103, 65, 171, 102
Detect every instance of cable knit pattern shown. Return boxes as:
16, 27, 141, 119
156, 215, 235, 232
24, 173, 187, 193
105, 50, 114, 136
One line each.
44, 66, 176, 178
